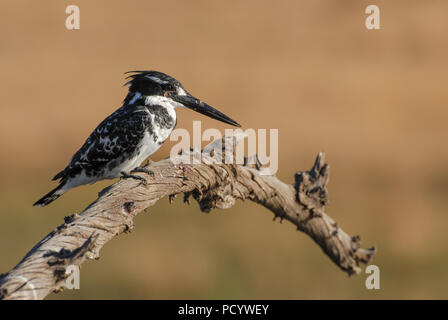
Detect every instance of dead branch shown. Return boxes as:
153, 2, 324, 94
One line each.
0, 136, 375, 300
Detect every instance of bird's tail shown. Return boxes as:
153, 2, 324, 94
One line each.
33, 183, 67, 207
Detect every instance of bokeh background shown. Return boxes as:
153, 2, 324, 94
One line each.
1, 0, 447, 299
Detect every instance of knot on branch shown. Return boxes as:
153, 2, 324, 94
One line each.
182, 135, 246, 213
350, 235, 376, 267
191, 167, 237, 213
43, 233, 98, 280
294, 152, 329, 210
63, 213, 79, 224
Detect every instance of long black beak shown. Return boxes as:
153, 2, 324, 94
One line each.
172, 94, 241, 127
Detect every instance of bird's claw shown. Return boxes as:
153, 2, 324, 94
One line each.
131, 166, 155, 178
120, 171, 148, 185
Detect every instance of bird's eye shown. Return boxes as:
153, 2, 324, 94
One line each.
165, 84, 174, 91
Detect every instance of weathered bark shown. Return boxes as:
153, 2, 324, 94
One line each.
0, 136, 375, 300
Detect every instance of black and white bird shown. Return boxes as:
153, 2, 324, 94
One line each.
34, 71, 240, 207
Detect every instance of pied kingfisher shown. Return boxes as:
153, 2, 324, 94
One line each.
34, 71, 240, 207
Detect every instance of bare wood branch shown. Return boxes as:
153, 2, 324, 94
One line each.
0, 136, 375, 300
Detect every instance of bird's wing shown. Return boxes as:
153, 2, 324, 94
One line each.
53, 105, 151, 181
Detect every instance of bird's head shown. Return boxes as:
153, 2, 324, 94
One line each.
124, 70, 240, 127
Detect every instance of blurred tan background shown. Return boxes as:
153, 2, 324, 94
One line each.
1, 0, 447, 299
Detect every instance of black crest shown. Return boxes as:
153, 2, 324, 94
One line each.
124, 70, 182, 96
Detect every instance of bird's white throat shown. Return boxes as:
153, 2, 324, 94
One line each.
145, 95, 184, 109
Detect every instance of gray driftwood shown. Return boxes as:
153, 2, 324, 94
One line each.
0, 136, 375, 300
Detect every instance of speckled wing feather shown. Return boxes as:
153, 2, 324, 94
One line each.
53, 105, 151, 181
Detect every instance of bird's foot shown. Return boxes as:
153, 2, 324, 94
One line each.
120, 171, 148, 185
131, 166, 155, 178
